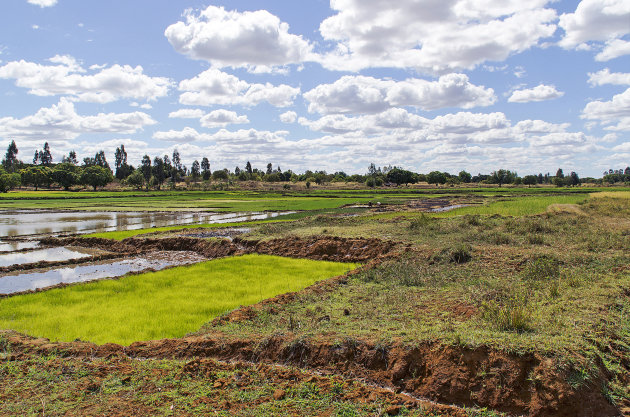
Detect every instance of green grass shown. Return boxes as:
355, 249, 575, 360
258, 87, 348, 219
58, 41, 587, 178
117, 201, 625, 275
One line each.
0, 255, 358, 345
432, 194, 589, 217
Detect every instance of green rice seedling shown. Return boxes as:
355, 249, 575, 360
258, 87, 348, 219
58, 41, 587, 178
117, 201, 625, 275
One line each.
0, 255, 357, 345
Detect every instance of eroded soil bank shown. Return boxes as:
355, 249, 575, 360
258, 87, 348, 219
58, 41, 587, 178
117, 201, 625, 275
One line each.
2, 330, 617, 417
41, 235, 401, 263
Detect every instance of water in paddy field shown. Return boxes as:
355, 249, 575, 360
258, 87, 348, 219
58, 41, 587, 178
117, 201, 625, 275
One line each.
0, 210, 293, 238
0, 251, 207, 295
0, 240, 40, 252
0, 247, 98, 268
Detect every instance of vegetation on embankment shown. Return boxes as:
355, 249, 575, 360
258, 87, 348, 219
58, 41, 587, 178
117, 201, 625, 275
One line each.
0, 255, 357, 345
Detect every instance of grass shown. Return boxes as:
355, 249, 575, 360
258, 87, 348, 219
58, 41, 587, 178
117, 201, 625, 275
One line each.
432, 194, 590, 217
0, 255, 357, 345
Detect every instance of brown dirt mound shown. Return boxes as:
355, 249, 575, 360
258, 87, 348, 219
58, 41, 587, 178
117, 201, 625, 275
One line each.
2, 331, 618, 417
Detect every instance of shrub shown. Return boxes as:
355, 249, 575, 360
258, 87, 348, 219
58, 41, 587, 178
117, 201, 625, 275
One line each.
523, 255, 560, 281
408, 214, 431, 230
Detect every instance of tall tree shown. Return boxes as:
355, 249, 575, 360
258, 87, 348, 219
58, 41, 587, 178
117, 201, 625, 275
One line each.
140, 155, 152, 189
201, 157, 210, 180
266, 163, 273, 175
152, 156, 167, 189
33, 150, 40, 165
555, 168, 564, 178
191, 160, 200, 180
171, 149, 182, 183
62, 150, 78, 165
2, 140, 19, 172
94, 150, 110, 170
40, 142, 53, 166
114, 145, 131, 179
245, 161, 252, 174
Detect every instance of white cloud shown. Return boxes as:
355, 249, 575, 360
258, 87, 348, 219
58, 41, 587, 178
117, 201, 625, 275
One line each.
612, 142, 630, 153
152, 127, 287, 146
304, 74, 495, 115
27, 0, 57, 7
165, 6, 312, 72
559, 0, 630, 49
588, 68, 630, 86
168, 109, 205, 119
279, 111, 297, 124
178, 68, 299, 107
582, 87, 630, 131
0, 98, 156, 142
200, 109, 249, 128
0, 56, 172, 103
317, 0, 556, 73
508, 84, 564, 103
595, 39, 630, 61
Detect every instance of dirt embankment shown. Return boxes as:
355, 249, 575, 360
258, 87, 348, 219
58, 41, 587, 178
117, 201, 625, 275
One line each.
2, 331, 617, 417
43, 235, 401, 263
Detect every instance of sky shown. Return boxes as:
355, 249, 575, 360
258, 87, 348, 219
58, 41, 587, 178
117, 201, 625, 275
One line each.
0, 0, 629, 177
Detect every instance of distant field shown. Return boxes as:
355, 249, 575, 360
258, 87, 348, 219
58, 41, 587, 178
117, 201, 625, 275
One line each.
0, 255, 358, 345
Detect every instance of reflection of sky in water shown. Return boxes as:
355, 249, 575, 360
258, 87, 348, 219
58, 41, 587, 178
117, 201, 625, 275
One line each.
0, 211, 292, 238
0, 252, 206, 294
0, 240, 39, 252
0, 247, 93, 268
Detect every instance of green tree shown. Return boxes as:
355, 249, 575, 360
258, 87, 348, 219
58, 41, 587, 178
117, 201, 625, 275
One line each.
21, 166, 52, 190
62, 150, 78, 165
245, 161, 252, 175
80, 165, 113, 191
140, 155, 152, 189
489, 169, 517, 187
125, 169, 144, 190
458, 170, 472, 183
386, 167, 416, 186
0, 167, 20, 192
427, 171, 447, 185
52, 163, 79, 190
114, 145, 132, 180
40, 142, 53, 166
191, 160, 200, 180
522, 175, 538, 186
201, 157, 211, 180
152, 156, 167, 189
2, 140, 20, 172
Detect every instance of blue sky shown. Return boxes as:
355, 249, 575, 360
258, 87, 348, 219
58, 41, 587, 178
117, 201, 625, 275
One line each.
0, 0, 629, 176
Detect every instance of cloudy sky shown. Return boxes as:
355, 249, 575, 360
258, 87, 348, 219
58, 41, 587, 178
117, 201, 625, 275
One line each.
0, 0, 629, 176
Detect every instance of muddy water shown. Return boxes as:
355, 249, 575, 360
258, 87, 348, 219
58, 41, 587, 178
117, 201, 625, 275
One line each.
0, 247, 101, 268
0, 210, 292, 238
0, 251, 207, 295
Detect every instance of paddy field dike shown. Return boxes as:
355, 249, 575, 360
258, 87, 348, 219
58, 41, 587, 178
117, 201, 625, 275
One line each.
0, 187, 629, 416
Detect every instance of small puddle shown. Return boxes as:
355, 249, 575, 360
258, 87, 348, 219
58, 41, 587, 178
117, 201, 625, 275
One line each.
0, 240, 40, 253
0, 246, 101, 268
430, 204, 470, 213
0, 251, 207, 295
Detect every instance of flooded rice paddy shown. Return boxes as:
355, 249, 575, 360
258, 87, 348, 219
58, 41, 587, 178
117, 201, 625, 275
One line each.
0, 251, 207, 295
0, 210, 290, 238
0, 246, 101, 268
0, 240, 40, 253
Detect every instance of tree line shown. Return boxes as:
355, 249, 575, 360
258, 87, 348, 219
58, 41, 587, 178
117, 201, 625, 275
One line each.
1, 140, 628, 192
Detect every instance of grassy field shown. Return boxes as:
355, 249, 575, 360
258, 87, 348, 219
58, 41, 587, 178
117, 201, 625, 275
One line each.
0, 255, 357, 345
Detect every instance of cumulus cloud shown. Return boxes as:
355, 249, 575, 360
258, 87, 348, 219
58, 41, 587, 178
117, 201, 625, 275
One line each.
168, 109, 205, 119
582, 87, 630, 131
508, 84, 564, 103
317, 0, 557, 73
588, 68, 630, 86
0, 55, 172, 103
279, 111, 297, 123
596, 39, 630, 61
165, 6, 312, 72
200, 109, 249, 128
27, 0, 57, 7
178, 68, 299, 107
152, 126, 287, 146
559, 0, 630, 48
304, 74, 495, 115
0, 98, 156, 142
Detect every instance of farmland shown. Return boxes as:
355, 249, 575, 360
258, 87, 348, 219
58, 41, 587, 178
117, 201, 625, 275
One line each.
0, 186, 629, 416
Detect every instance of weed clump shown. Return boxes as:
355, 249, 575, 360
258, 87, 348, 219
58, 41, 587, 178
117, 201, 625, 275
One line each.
481, 294, 534, 333
408, 214, 431, 230
523, 255, 561, 281
431, 244, 472, 264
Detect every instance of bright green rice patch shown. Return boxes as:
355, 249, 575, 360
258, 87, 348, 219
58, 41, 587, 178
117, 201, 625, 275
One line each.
433, 194, 589, 217
0, 255, 357, 345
